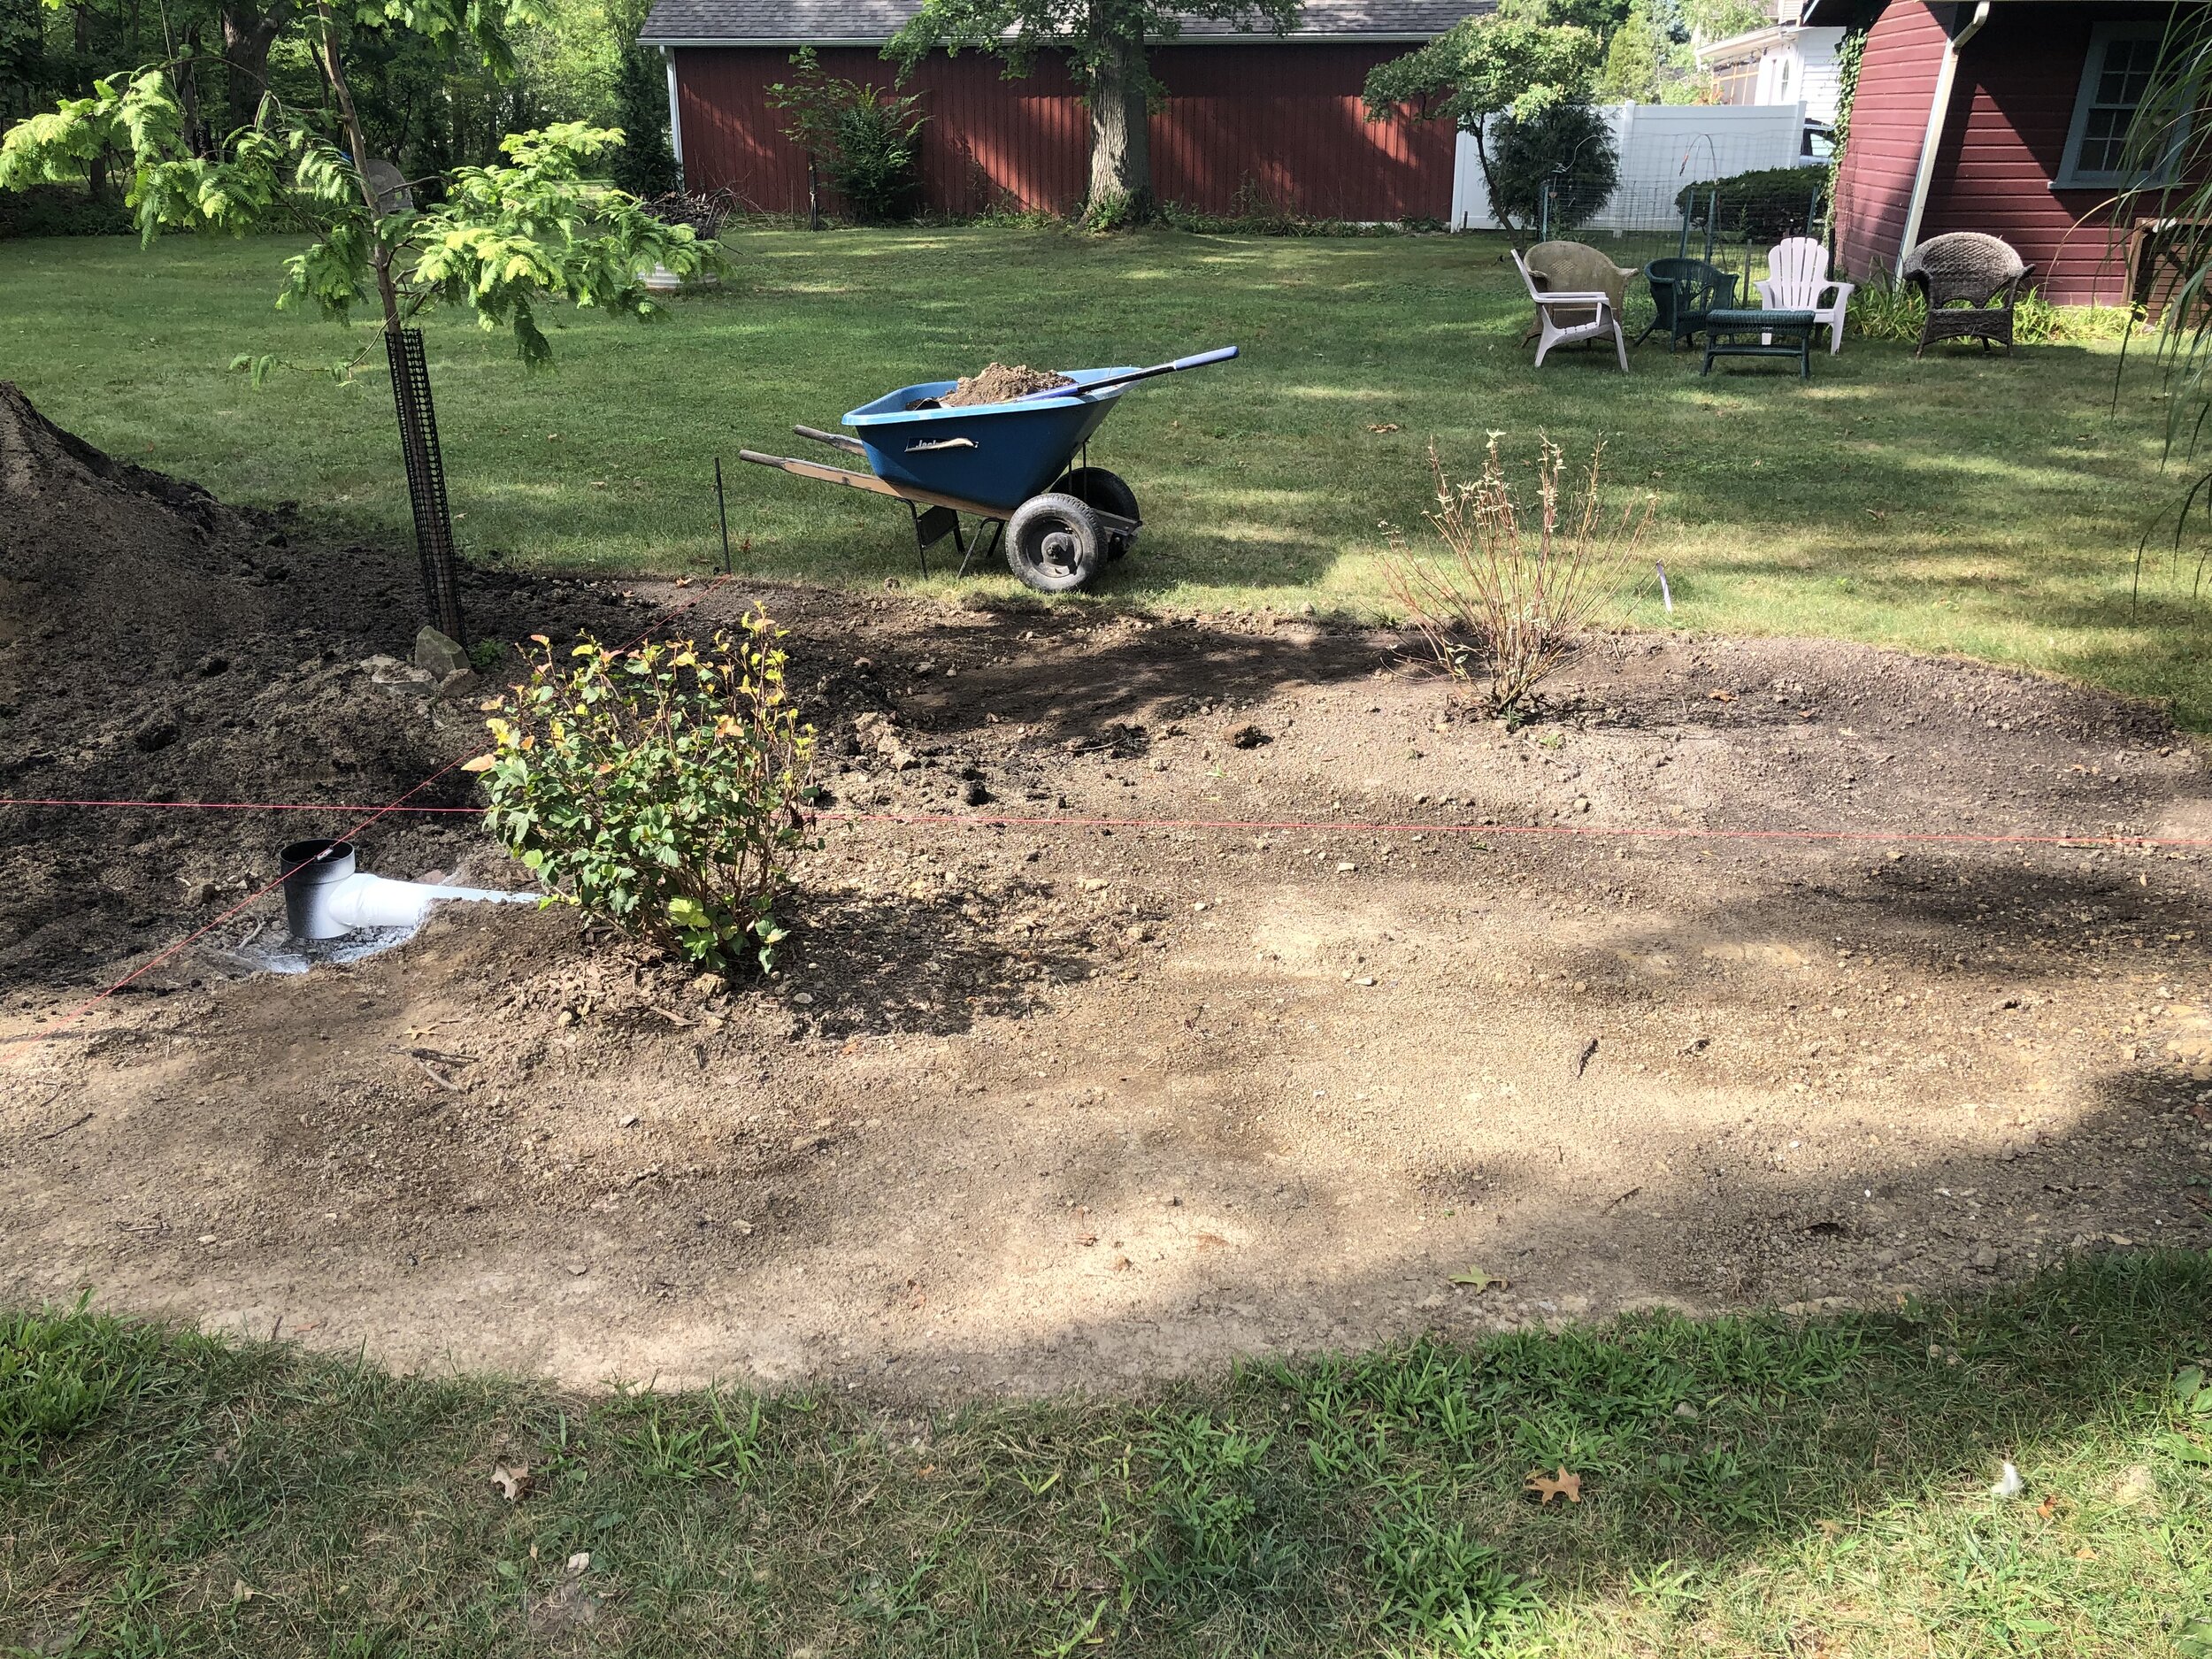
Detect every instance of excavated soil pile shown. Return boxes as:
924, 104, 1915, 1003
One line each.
0, 383, 640, 990
939, 363, 1074, 407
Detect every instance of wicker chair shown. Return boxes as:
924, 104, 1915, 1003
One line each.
1901, 233, 2032, 356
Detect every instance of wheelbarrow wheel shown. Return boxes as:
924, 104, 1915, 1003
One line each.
1005, 493, 1103, 593
1048, 467, 1140, 560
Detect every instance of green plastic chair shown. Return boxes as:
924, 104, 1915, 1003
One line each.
1643, 258, 1741, 352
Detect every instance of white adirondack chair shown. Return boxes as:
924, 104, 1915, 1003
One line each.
1755, 236, 1854, 354
1512, 248, 1628, 372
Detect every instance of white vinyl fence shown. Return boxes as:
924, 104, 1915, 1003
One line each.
1450, 102, 1813, 234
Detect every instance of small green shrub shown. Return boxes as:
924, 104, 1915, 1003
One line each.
475, 611, 817, 973
1677, 164, 1828, 243
0, 1301, 150, 1469
767, 47, 926, 224
1489, 101, 1619, 234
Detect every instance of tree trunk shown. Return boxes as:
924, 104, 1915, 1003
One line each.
1471, 118, 1518, 236
315, 4, 465, 644
220, 0, 290, 139
1086, 34, 1151, 221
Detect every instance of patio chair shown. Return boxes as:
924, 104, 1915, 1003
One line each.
1901, 232, 2032, 355
1522, 240, 1637, 336
1755, 235, 1853, 354
1643, 257, 1740, 352
1512, 247, 1628, 372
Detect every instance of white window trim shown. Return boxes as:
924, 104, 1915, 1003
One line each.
2055, 20, 2185, 190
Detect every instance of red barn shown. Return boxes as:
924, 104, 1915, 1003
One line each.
638, 0, 1485, 221
1807, 0, 2200, 303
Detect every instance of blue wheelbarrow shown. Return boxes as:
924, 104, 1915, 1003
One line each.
739, 347, 1237, 593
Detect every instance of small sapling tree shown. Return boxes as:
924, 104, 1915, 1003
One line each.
472, 611, 817, 974
0, 0, 719, 637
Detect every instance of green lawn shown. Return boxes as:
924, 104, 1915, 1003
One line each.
2, 225, 2206, 721
3, 1256, 2208, 1655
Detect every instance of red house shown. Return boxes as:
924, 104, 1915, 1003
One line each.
1808, 0, 2198, 303
638, 0, 1486, 220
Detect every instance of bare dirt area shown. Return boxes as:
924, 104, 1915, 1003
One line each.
4, 386, 2211, 1401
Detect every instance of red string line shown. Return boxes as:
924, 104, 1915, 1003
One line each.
1, 572, 742, 1061
6, 793, 2208, 850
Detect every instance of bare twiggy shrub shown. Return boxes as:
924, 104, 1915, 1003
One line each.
1385, 435, 1654, 717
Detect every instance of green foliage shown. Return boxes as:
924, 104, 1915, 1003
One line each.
1489, 99, 1617, 234
0, 1300, 150, 1471
1847, 276, 2137, 347
1831, 22, 1867, 161
476, 612, 817, 972
766, 47, 925, 225
1367, 1509, 1534, 1653
888, 0, 1298, 103
1, 65, 716, 365
0, 180, 134, 235
1675, 163, 1827, 244
610, 37, 676, 196
1362, 0, 1603, 130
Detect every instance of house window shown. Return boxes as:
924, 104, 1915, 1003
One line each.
2057, 23, 2183, 188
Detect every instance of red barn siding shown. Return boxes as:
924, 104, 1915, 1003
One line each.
1149, 44, 1452, 220
1831, 2, 2176, 303
1924, 6, 2171, 303
1830, 0, 1952, 281
674, 47, 1087, 217
671, 42, 1448, 220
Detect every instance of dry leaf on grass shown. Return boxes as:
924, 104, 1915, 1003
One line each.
1366, 423, 1402, 434
1449, 1267, 1507, 1292
1525, 1467, 1582, 1505
490, 1463, 531, 1502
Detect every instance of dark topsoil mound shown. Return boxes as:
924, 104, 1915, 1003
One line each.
0, 383, 642, 991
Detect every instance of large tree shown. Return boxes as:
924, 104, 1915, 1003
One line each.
887, 0, 1299, 223
1362, 0, 1604, 235
1, 0, 717, 635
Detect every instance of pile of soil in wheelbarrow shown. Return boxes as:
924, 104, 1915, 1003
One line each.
938, 363, 1073, 407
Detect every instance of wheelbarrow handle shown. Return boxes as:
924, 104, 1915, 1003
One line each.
1016, 345, 1240, 401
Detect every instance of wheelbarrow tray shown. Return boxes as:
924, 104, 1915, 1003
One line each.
842, 365, 1137, 514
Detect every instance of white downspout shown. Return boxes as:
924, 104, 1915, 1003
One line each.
1894, 0, 1989, 280
663, 45, 685, 192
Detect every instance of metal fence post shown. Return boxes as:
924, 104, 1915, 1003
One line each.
384, 326, 465, 646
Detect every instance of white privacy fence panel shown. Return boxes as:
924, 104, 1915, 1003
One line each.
1451, 102, 1811, 233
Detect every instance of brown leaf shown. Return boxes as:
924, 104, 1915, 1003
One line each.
1366, 422, 1402, 434
2036, 1494, 2059, 1519
1524, 1466, 1582, 1506
905, 1278, 926, 1310
1450, 1266, 1507, 1292
1194, 1233, 1230, 1250
1076, 1233, 1099, 1247
1110, 1255, 1133, 1271
490, 1463, 531, 1502
1708, 689, 1735, 703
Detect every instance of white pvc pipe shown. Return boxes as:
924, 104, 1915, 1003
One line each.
280, 840, 536, 941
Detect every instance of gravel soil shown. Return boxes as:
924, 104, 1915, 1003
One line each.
3, 386, 2210, 1400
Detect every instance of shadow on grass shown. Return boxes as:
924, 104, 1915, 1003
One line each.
2, 1254, 2206, 1655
